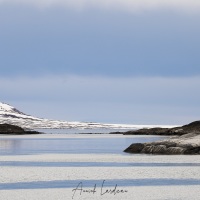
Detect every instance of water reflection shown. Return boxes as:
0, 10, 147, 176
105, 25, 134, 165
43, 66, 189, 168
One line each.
0, 135, 167, 155
0, 139, 22, 154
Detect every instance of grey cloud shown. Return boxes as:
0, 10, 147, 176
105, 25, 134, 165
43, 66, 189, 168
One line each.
0, 0, 200, 13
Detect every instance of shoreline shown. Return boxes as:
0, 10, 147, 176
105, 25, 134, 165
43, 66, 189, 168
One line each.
124, 121, 200, 155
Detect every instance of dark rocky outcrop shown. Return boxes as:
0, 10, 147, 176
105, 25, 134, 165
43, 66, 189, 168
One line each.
124, 134, 200, 155
124, 121, 200, 155
0, 124, 42, 135
117, 121, 200, 136
122, 127, 170, 135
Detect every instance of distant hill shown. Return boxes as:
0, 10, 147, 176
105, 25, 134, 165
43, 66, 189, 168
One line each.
0, 102, 165, 130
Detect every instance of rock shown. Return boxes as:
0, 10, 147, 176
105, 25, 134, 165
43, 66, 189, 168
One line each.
121, 121, 200, 136
0, 123, 42, 135
124, 140, 194, 155
124, 120, 200, 155
141, 145, 155, 154
121, 128, 169, 135
124, 143, 145, 153
152, 145, 167, 154
109, 131, 124, 134
165, 147, 186, 155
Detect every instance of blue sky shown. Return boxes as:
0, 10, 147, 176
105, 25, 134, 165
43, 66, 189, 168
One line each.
0, 0, 200, 125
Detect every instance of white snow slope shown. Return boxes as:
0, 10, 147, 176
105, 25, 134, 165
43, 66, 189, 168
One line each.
0, 102, 175, 129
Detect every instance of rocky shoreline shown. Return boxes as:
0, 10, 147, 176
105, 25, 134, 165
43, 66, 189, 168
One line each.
0, 124, 42, 135
124, 121, 200, 155
111, 121, 200, 136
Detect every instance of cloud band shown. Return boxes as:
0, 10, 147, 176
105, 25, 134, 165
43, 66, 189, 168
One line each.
0, 0, 200, 12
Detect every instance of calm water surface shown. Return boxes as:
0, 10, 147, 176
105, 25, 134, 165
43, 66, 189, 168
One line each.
0, 129, 167, 155
0, 130, 200, 192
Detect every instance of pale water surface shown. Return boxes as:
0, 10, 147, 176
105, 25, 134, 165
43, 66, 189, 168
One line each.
1, 131, 200, 200
0, 130, 166, 155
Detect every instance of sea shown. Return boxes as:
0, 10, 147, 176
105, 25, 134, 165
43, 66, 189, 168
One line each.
0, 129, 200, 200
0, 128, 167, 155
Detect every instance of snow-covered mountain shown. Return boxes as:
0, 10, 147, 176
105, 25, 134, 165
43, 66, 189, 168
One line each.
0, 102, 174, 130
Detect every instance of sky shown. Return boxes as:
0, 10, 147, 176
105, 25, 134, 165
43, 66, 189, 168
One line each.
0, 0, 200, 125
